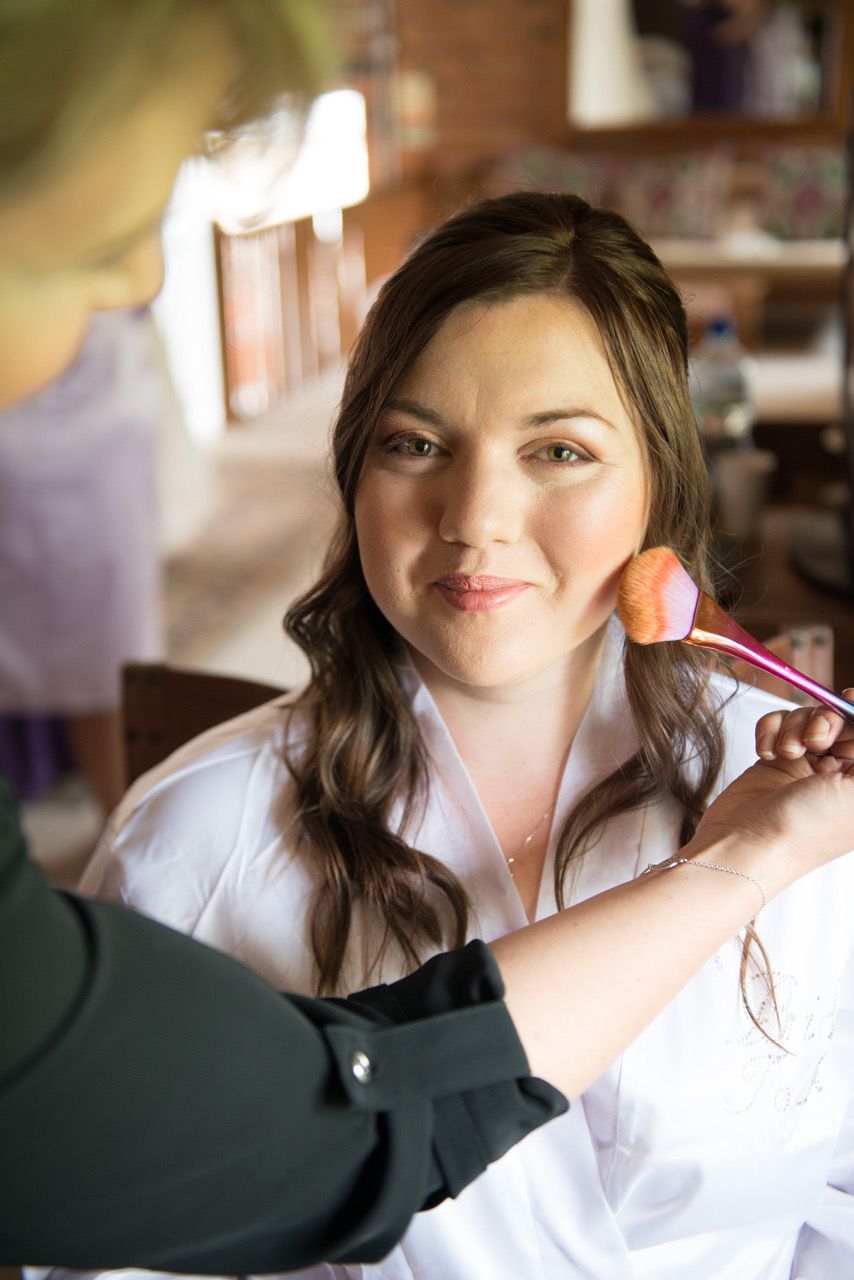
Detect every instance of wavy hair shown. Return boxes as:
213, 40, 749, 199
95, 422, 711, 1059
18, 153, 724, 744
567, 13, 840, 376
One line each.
286, 191, 771, 1030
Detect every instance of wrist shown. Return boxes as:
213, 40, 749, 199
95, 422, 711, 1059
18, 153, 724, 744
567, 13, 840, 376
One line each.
679, 830, 794, 902
642, 848, 767, 917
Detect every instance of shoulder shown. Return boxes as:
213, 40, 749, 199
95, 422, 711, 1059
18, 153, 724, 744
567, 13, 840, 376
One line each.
116, 692, 308, 822
80, 694, 311, 933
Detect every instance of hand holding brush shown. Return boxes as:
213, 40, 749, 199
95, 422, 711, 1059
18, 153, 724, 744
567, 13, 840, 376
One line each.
617, 546, 854, 725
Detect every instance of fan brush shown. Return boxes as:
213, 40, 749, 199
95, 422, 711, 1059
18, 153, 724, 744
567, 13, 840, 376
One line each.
617, 546, 854, 723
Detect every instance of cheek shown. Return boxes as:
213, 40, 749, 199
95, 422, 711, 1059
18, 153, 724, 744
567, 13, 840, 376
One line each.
550, 475, 647, 558
354, 471, 431, 626
354, 477, 396, 587
354, 471, 418, 564
589, 475, 649, 610
542, 468, 648, 619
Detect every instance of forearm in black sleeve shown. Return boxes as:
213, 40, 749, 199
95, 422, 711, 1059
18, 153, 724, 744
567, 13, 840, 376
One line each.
338, 941, 568, 1215
0, 780, 565, 1272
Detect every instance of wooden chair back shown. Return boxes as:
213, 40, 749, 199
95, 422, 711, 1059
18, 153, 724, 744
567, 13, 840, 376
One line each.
122, 662, 285, 788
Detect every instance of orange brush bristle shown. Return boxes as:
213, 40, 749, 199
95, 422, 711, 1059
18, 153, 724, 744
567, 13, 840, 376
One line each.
617, 546, 854, 721
617, 547, 700, 644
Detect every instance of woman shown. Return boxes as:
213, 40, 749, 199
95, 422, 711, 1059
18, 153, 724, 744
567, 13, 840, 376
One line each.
5, 3, 851, 1270
68, 191, 854, 1279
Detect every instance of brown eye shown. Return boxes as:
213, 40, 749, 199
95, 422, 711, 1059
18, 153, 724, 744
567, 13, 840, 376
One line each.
545, 444, 581, 463
405, 438, 434, 457
378, 433, 441, 461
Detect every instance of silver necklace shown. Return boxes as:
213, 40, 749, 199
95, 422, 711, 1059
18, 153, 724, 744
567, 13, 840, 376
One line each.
504, 805, 554, 876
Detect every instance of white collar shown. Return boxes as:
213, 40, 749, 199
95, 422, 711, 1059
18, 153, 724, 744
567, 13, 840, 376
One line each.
392, 618, 645, 922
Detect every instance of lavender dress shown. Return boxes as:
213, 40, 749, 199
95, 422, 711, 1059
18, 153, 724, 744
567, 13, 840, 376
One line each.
0, 309, 163, 723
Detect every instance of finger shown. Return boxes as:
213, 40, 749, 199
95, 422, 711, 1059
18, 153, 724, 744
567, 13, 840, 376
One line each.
777, 703, 854, 757
808, 751, 845, 774
756, 694, 854, 760
756, 710, 786, 760
830, 734, 854, 761
772, 706, 821, 759
813, 746, 854, 774
802, 706, 845, 751
823, 689, 854, 756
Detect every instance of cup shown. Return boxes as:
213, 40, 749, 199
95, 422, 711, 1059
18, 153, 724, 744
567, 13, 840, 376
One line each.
713, 447, 778, 543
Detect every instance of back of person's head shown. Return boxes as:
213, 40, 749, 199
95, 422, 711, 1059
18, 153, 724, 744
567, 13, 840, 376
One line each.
0, 0, 331, 195
0, 0, 333, 407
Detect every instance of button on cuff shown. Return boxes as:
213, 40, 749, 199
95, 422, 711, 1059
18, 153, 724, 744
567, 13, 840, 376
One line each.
350, 1048, 373, 1084
325, 999, 529, 1111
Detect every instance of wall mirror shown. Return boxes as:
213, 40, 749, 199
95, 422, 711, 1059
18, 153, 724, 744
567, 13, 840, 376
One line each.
568, 1, 851, 138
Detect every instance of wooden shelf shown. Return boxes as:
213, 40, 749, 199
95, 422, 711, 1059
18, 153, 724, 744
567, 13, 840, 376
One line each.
563, 115, 847, 153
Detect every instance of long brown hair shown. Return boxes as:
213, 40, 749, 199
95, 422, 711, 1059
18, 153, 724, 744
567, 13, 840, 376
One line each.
286, 192, 740, 1000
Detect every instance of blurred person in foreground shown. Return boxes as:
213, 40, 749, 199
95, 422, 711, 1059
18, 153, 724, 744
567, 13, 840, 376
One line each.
1, 0, 853, 1273
0, 307, 164, 822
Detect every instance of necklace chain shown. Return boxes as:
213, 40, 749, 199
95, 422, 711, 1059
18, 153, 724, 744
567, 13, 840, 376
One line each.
505, 805, 554, 876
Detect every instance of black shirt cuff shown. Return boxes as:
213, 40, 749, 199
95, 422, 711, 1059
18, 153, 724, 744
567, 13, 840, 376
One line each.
338, 941, 568, 1205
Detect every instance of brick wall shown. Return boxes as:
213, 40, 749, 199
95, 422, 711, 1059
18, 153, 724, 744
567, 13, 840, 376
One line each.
395, 0, 568, 178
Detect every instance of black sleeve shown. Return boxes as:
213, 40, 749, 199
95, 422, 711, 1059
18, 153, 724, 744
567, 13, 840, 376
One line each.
0, 777, 566, 1273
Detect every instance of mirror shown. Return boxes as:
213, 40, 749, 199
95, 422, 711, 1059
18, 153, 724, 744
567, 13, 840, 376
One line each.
569, 0, 842, 129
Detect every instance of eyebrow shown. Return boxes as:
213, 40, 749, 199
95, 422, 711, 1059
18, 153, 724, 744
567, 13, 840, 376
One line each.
382, 397, 618, 432
383, 398, 445, 425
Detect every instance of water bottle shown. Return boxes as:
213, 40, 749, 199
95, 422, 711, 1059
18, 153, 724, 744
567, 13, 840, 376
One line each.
689, 317, 755, 451
690, 318, 775, 551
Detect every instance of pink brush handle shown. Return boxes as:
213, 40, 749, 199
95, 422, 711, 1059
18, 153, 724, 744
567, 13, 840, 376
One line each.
688, 596, 854, 724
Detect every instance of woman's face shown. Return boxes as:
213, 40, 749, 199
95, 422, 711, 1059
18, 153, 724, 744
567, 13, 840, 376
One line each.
0, 16, 235, 408
354, 293, 650, 694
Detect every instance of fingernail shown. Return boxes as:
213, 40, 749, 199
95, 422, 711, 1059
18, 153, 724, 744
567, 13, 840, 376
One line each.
757, 734, 775, 759
779, 740, 805, 757
805, 716, 831, 740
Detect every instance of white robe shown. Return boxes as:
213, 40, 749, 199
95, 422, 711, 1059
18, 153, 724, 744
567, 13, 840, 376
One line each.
65, 624, 854, 1279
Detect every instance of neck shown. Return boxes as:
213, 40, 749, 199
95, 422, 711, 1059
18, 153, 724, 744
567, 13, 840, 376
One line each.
410, 626, 608, 787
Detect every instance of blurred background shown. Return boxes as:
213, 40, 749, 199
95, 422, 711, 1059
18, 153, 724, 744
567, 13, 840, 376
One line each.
15, 0, 854, 884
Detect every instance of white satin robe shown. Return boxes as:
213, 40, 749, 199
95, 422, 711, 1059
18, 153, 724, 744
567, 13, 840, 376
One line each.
65, 622, 854, 1279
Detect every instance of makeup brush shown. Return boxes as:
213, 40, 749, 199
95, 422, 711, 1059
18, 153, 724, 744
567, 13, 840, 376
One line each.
617, 546, 854, 724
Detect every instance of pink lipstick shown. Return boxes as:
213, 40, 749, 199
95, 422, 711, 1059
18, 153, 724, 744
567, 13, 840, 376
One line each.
434, 574, 530, 613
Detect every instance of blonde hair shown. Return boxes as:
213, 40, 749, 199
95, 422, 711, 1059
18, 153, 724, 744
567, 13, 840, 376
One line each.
0, 0, 333, 194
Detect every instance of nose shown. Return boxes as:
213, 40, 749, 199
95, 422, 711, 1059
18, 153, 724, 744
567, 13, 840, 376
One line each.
438, 456, 524, 548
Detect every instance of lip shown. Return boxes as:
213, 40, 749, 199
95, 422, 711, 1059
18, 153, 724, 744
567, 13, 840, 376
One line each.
433, 573, 530, 613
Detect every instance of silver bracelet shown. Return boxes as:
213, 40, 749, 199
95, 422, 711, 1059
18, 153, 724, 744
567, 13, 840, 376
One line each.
639, 854, 767, 916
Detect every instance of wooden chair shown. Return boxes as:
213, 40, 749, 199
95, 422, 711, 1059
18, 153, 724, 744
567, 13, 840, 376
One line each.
122, 662, 286, 788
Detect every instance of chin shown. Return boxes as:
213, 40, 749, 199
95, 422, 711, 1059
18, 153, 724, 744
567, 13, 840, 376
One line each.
417, 636, 550, 690
0, 330, 88, 409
